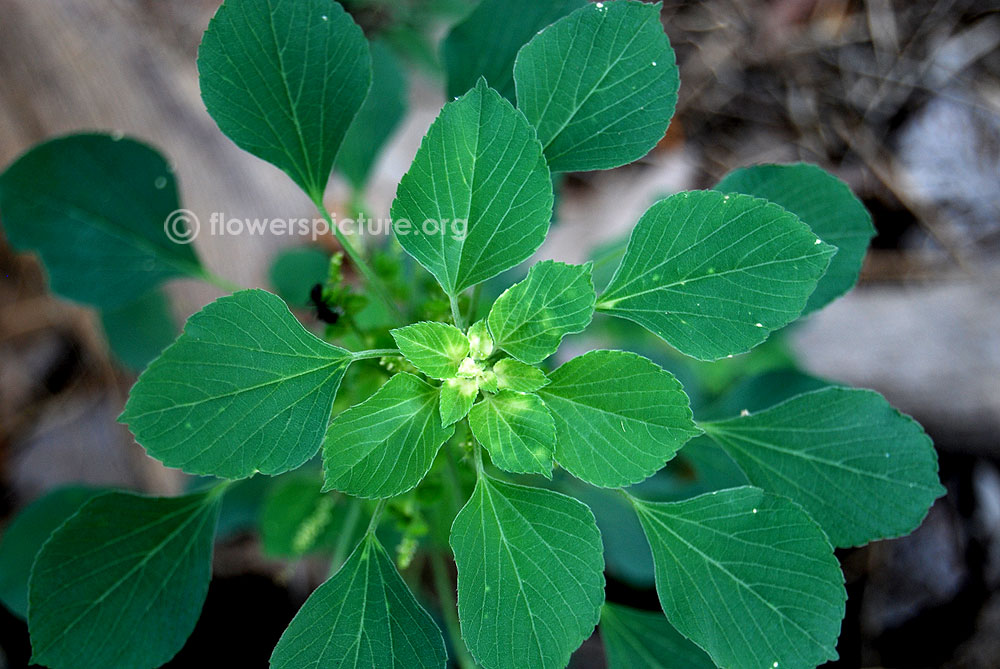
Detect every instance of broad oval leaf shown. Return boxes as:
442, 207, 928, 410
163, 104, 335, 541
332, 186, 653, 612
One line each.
391, 79, 553, 296
198, 0, 371, 201
634, 487, 846, 669
120, 289, 352, 479
442, 0, 586, 102
0, 486, 103, 619
28, 490, 221, 669
600, 603, 714, 669
391, 321, 470, 379
451, 476, 605, 669
0, 134, 202, 308
513, 0, 679, 172
440, 377, 479, 427
716, 163, 875, 315
493, 358, 549, 393
270, 534, 447, 669
337, 40, 407, 190
538, 350, 700, 488
322, 373, 454, 498
469, 391, 555, 476
598, 190, 836, 361
701, 387, 945, 547
487, 260, 595, 364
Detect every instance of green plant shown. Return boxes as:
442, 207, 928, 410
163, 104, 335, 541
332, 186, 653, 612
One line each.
0, 1, 944, 668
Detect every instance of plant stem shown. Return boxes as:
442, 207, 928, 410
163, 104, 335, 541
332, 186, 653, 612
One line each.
472, 440, 484, 477
429, 550, 476, 669
199, 269, 243, 294
449, 293, 466, 331
315, 204, 403, 322
365, 498, 388, 536
350, 348, 401, 361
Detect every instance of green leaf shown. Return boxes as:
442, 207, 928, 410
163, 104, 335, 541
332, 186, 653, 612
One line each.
467, 319, 494, 360
633, 487, 846, 669
513, 1, 679, 172
0, 134, 202, 308
701, 368, 831, 420
337, 40, 407, 190
269, 246, 330, 308
487, 260, 595, 364
493, 358, 549, 393
600, 603, 714, 669
442, 0, 586, 102
716, 163, 875, 314
198, 0, 371, 201
120, 289, 352, 479
28, 490, 222, 669
270, 534, 447, 669
538, 351, 700, 488
450, 476, 604, 669
0, 487, 103, 619
469, 391, 555, 476
391, 79, 553, 296
391, 321, 470, 379
100, 289, 178, 372
598, 190, 836, 361
322, 373, 454, 498
260, 474, 340, 557
439, 377, 479, 427
701, 387, 945, 547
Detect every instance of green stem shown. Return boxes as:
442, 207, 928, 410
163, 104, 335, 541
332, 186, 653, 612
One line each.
366, 499, 388, 536
350, 348, 402, 361
316, 205, 403, 322
449, 294, 466, 331
199, 269, 243, 294
472, 440, 484, 477
430, 550, 476, 669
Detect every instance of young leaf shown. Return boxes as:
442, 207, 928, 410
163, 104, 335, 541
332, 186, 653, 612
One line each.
28, 490, 222, 669
513, 1, 679, 172
598, 191, 836, 361
120, 289, 352, 479
0, 134, 202, 308
323, 373, 454, 498
100, 289, 178, 372
493, 358, 549, 393
270, 534, 447, 669
487, 260, 596, 364
391, 321, 470, 379
633, 487, 846, 669
467, 319, 495, 360
440, 377, 479, 427
391, 79, 553, 296
701, 387, 946, 547
442, 0, 586, 102
0, 487, 103, 619
469, 391, 555, 476
337, 40, 407, 190
450, 476, 605, 669
599, 603, 714, 669
198, 0, 371, 202
538, 350, 700, 488
260, 475, 340, 558
716, 163, 875, 315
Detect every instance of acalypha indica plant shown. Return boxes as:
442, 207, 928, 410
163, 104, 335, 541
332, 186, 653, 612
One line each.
0, 1, 944, 668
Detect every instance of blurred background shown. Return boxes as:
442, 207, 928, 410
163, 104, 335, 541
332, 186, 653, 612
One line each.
1, 0, 998, 667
